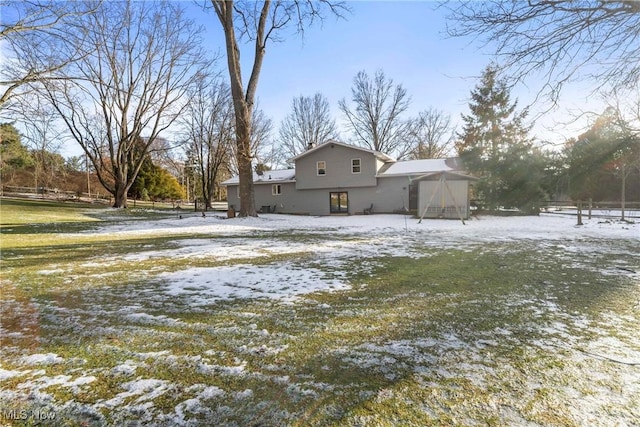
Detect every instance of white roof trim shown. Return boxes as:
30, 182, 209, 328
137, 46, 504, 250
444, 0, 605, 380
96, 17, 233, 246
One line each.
289, 140, 396, 163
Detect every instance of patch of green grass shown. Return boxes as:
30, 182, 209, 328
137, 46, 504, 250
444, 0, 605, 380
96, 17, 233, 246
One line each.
0, 198, 105, 226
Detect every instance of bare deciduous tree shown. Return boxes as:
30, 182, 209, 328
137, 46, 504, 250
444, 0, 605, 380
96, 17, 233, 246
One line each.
444, 0, 640, 102
238, 107, 274, 173
182, 75, 235, 209
39, 0, 208, 208
209, 0, 347, 217
0, 0, 98, 110
406, 108, 455, 159
607, 85, 640, 220
14, 92, 66, 189
224, 105, 273, 177
279, 93, 338, 158
607, 83, 640, 137
339, 69, 411, 158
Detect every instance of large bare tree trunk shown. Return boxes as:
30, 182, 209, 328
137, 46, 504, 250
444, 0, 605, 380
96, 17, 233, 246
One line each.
113, 179, 129, 208
235, 108, 256, 216
111, 161, 130, 208
213, 0, 267, 217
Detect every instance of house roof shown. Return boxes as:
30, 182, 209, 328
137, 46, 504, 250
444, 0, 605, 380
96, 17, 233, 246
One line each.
378, 158, 459, 177
289, 140, 396, 163
221, 169, 295, 186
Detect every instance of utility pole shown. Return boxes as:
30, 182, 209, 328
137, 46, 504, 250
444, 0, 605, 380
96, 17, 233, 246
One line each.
86, 154, 91, 198
621, 163, 626, 222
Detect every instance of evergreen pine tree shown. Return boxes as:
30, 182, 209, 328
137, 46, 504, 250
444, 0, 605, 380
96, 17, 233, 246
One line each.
457, 65, 546, 213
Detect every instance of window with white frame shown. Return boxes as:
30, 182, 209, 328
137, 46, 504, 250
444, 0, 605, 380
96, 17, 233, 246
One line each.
317, 161, 326, 176
272, 184, 282, 195
351, 158, 361, 174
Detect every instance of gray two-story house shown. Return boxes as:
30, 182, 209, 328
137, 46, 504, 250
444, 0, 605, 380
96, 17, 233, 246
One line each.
222, 140, 475, 218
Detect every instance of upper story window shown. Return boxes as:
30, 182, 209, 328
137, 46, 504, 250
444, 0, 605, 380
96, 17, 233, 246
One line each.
317, 161, 326, 176
272, 184, 282, 195
351, 158, 361, 174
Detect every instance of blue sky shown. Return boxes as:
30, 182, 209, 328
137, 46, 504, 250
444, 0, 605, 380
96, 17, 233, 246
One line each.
189, 1, 603, 151
1, 1, 602, 157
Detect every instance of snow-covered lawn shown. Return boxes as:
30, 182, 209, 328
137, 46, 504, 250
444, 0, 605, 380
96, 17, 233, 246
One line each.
1, 209, 638, 426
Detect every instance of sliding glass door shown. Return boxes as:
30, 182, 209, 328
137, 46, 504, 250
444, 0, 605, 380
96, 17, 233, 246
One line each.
329, 192, 348, 214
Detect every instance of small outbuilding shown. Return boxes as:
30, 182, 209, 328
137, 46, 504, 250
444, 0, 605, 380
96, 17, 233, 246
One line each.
416, 171, 478, 220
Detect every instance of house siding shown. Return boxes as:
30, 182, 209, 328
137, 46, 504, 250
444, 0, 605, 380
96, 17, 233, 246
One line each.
295, 143, 378, 190
277, 184, 407, 215
371, 176, 412, 213
226, 182, 297, 213
226, 177, 471, 217
226, 174, 470, 216
227, 184, 404, 215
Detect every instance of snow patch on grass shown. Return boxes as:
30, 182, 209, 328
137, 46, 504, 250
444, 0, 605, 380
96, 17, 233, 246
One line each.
124, 312, 184, 326
101, 378, 170, 408
0, 368, 30, 381
20, 353, 64, 365
157, 263, 350, 305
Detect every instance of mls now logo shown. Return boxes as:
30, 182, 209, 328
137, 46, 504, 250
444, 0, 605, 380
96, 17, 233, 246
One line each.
3, 408, 56, 421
